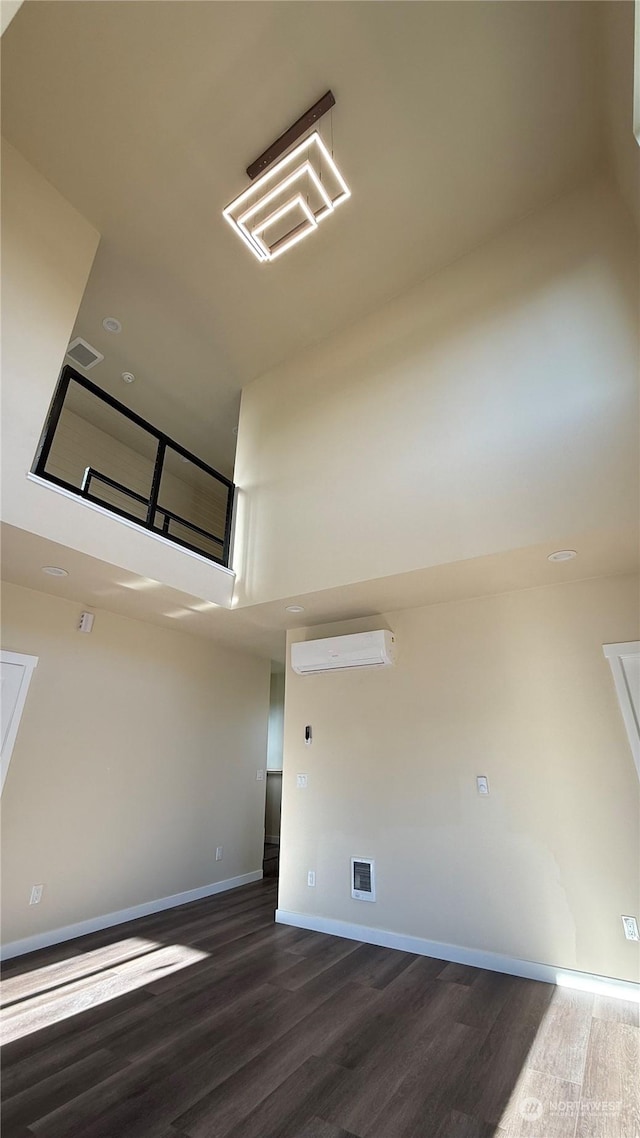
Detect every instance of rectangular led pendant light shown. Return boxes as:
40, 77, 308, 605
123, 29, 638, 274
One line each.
223, 123, 350, 263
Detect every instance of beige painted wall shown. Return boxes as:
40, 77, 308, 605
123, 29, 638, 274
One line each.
279, 575, 640, 983
1, 140, 233, 606
0, 581, 270, 946
234, 181, 639, 606
1, 0, 24, 36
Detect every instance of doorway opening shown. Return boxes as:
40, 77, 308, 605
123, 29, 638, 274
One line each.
263, 662, 284, 878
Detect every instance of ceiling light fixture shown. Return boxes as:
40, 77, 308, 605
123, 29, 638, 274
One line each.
223, 91, 350, 263
548, 550, 577, 562
102, 317, 122, 334
41, 566, 68, 577
285, 605, 305, 613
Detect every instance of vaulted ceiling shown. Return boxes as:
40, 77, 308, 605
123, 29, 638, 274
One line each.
1, 1, 620, 475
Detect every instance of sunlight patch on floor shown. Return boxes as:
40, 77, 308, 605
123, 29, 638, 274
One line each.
1, 939, 209, 1044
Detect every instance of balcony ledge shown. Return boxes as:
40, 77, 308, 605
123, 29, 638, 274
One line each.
22, 472, 236, 607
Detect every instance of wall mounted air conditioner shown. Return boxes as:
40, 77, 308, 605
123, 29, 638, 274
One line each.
291, 630, 397, 675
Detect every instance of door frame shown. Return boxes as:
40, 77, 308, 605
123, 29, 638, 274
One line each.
603, 641, 640, 781
1, 650, 39, 794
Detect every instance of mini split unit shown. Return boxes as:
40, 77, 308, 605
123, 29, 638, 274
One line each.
291, 630, 397, 674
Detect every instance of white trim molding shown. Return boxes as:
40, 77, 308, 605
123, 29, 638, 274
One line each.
603, 640, 640, 781
275, 909, 640, 1004
1, 649, 39, 795
1, 870, 263, 961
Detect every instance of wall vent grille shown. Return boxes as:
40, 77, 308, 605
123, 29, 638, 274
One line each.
66, 337, 104, 370
351, 857, 376, 902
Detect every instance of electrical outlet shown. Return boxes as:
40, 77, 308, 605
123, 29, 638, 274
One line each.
216, 847, 223, 861
256, 769, 264, 781
29, 884, 43, 905
307, 871, 316, 887
296, 773, 308, 789
622, 915, 639, 941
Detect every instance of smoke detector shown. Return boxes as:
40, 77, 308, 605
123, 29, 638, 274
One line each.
102, 317, 122, 334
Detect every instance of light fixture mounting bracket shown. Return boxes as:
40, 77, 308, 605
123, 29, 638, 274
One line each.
247, 90, 336, 180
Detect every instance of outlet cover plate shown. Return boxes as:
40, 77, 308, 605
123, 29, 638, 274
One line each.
622, 915, 639, 941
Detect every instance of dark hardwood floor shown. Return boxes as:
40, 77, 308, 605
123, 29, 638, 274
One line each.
1, 878, 638, 1137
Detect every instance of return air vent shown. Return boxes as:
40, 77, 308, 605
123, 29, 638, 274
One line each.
66, 337, 104, 370
351, 857, 376, 902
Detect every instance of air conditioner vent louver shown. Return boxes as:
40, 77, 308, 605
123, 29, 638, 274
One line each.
66, 337, 104, 370
351, 857, 376, 902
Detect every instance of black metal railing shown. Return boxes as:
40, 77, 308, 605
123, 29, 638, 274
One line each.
33, 365, 235, 567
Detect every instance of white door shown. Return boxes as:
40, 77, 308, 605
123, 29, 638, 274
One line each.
1, 651, 38, 793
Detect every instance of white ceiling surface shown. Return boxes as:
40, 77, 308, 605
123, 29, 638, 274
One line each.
3, 522, 638, 663
2, 1, 609, 475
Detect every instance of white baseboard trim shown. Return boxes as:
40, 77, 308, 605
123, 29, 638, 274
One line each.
275, 909, 640, 1004
1, 870, 263, 961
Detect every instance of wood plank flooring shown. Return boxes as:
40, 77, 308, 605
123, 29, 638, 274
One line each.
1, 879, 638, 1138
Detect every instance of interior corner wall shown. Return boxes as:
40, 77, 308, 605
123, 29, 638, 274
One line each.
278, 574, 640, 984
0, 581, 270, 947
0, 139, 233, 606
234, 180, 639, 607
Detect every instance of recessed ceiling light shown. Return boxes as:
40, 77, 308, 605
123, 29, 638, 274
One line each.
285, 605, 305, 613
548, 550, 577, 562
102, 317, 122, 333
42, 566, 68, 577
121, 372, 135, 384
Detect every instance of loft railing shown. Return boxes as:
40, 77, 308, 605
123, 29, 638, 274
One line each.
33, 365, 235, 567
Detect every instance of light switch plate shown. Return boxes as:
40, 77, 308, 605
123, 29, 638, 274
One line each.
256, 769, 264, 781
476, 776, 490, 795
